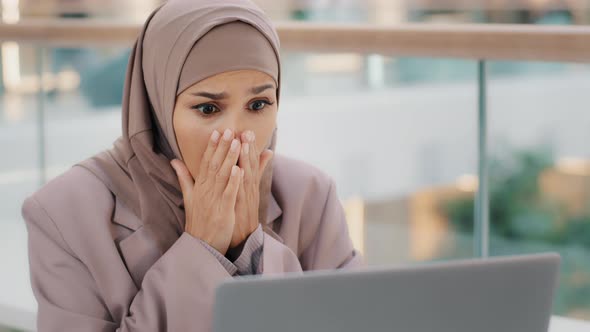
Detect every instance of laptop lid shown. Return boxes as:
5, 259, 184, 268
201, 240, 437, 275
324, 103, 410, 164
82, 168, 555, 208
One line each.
213, 253, 560, 332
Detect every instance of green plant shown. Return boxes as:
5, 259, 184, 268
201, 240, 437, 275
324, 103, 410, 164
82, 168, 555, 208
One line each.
442, 145, 590, 248
440, 145, 590, 318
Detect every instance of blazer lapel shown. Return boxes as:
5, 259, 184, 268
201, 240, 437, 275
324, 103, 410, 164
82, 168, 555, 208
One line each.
265, 190, 282, 225
112, 198, 162, 287
112, 196, 142, 231
264, 191, 285, 243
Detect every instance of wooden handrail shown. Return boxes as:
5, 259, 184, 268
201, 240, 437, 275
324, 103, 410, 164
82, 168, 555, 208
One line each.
0, 20, 589, 63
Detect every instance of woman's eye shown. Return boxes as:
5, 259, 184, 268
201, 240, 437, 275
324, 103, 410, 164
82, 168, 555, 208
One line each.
249, 100, 271, 111
193, 104, 219, 116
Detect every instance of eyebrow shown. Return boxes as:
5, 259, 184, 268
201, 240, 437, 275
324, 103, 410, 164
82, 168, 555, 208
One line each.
190, 83, 276, 100
190, 91, 229, 100
249, 83, 275, 95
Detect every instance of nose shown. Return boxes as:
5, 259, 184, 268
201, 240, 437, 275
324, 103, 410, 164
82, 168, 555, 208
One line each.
218, 114, 249, 143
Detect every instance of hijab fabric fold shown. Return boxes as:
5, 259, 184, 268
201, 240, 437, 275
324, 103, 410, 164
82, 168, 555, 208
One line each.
76, 0, 282, 255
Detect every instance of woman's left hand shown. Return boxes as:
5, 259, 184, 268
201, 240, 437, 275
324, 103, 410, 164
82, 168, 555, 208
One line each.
230, 131, 273, 249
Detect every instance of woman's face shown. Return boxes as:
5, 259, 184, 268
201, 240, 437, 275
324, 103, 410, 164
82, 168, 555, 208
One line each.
173, 69, 278, 178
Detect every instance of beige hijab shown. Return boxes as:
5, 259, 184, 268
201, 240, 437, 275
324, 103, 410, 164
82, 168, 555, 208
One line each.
77, 0, 281, 255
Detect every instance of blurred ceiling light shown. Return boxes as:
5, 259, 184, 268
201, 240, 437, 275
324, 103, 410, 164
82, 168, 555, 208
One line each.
2, 0, 20, 23
557, 157, 590, 176
56, 69, 81, 92
305, 54, 362, 74
456, 174, 478, 192
2, 0, 21, 92
2, 42, 21, 90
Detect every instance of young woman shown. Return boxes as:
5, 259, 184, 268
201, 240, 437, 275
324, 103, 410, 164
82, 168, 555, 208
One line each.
21, 0, 363, 330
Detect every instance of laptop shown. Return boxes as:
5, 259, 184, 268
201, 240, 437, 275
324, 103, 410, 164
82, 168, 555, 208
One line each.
213, 253, 560, 332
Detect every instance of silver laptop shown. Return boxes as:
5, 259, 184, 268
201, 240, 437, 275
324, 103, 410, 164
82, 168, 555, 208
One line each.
213, 253, 560, 332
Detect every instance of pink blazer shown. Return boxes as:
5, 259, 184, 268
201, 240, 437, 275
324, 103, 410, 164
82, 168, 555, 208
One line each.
21, 154, 364, 331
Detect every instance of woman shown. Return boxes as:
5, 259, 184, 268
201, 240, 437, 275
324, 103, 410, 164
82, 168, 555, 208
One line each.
21, 0, 363, 330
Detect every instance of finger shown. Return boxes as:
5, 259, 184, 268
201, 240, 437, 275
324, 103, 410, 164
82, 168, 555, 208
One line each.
236, 168, 247, 211
231, 170, 246, 248
215, 138, 241, 191
208, 129, 234, 179
236, 168, 246, 205
222, 165, 242, 209
197, 130, 221, 184
248, 131, 259, 173
170, 159, 195, 206
239, 133, 253, 188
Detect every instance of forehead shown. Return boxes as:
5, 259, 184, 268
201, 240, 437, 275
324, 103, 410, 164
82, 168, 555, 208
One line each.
186, 69, 276, 91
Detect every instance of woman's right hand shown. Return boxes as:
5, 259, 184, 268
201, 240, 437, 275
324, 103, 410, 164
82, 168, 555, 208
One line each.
170, 129, 243, 255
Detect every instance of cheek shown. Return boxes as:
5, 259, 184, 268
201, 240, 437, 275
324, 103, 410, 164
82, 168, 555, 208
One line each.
173, 110, 210, 177
253, 116, 276, 152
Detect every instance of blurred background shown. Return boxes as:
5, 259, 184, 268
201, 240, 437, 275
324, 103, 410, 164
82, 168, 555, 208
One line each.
0, 0, 589, 331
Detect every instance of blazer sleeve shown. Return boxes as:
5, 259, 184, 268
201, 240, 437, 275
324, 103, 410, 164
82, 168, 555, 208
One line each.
22, 196, 232, 332
262, 178, 365, 275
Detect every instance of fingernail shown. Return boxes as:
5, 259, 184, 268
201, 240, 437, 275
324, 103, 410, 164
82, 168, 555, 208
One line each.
231, 165, 238, 176
249, 131, 255, 142
243, 143, 249, 154
211, 130, 220, 143
231, 139, 239, 152
223, 129, 233, 141
241, 169, 245, 177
